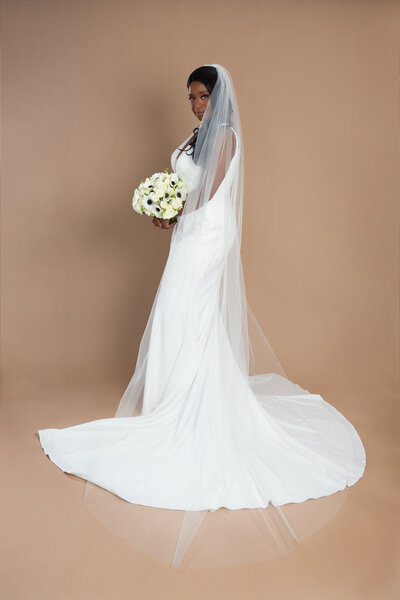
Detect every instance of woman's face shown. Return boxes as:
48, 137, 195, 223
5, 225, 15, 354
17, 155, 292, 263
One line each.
188, 81, 211, 122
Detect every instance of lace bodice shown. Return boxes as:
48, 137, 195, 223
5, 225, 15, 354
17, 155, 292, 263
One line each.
170, 126, 239, 200
170, 132, 202, 193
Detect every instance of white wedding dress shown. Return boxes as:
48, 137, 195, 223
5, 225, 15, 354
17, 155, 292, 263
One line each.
38, 129, 366, 515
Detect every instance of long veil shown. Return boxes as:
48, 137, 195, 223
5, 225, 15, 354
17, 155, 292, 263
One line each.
83, 64, 348, 568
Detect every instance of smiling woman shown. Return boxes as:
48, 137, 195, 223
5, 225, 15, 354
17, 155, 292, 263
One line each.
152, 65, 231, 230
188, 81, 211, 119
188, 64, 217, 120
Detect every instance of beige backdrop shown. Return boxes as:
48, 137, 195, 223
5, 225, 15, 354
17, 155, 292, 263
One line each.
1, 1, 399, 599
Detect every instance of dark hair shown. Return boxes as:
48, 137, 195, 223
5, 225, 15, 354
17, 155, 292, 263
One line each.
177, 65, 218, 160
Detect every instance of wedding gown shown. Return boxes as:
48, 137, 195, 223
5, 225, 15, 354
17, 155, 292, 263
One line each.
37, 128, 366, 516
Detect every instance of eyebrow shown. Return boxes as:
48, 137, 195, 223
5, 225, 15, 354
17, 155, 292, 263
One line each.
188, 91, 209, 96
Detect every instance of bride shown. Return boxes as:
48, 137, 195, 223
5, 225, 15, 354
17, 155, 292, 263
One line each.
37, 63, 366, 565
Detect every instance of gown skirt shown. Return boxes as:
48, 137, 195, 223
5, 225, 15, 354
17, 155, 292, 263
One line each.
38, 179, 366, 513
38, 134, 366, 515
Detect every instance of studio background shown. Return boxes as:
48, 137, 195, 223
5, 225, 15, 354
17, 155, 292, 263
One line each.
1, 1, 399, 599
2, 0, 398, 398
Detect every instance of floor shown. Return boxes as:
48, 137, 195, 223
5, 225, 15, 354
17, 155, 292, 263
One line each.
1, 377, 398, 600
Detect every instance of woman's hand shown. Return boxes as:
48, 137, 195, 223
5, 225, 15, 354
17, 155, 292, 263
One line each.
152, 207, 184, 230
152, 216, 176, 229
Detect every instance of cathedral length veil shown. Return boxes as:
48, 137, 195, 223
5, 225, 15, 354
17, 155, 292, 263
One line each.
82, 64, 350, 569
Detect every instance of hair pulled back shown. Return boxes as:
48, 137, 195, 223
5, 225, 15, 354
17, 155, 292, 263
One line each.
177, 65, 218, 160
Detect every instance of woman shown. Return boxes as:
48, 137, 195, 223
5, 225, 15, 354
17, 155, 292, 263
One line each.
151, 69, 235, 230
37, 64, 366, 566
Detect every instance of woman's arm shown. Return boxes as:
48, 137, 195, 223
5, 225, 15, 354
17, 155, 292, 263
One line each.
152, 215, 177, 229
152, 126, 236, 229
208, 126, 236, 201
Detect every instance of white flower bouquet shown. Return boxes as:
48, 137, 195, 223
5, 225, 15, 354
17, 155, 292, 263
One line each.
132, 168, 188, 224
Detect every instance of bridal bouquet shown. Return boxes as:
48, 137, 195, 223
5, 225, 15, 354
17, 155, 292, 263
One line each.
132, 168, 187, 224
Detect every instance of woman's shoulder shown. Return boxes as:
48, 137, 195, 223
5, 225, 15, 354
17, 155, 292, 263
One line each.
217, 123, 238, 148
218, 122, 238, 137
171, 131, 195, 170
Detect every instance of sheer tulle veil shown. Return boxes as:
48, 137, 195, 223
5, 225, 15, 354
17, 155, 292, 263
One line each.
112, 63, 289, 417
83, 64, 347, 568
